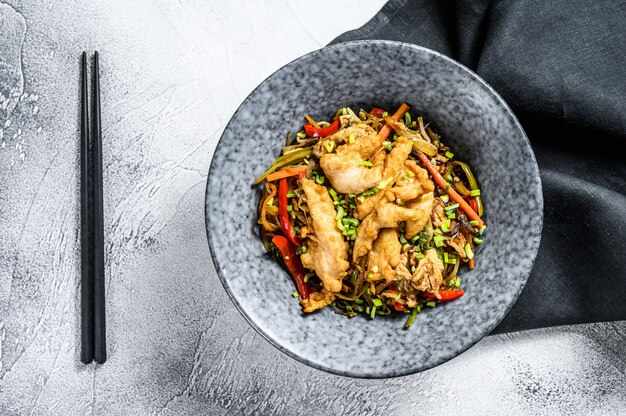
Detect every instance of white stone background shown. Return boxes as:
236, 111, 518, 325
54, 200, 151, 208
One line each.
0, 1, 624, 414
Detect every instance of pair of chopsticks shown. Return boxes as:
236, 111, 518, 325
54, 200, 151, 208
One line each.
80, 51, 106, 364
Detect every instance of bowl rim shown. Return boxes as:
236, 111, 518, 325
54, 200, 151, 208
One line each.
205, 39, 543, 378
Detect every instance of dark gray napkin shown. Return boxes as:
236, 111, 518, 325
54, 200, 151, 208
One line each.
331, 0, 626, 333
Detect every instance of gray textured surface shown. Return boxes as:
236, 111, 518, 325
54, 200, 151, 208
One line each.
0, 1, 625, 414
207, 40, 542, 377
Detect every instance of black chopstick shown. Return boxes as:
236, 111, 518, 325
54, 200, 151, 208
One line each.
92, 51, 107, 364
80, 51, 106, 364
80, 52, 94, 364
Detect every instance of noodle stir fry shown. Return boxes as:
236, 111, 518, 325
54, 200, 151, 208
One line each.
256, 103, 486, 328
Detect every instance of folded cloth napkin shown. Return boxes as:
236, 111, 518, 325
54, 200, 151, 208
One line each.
331, 0, 626, 333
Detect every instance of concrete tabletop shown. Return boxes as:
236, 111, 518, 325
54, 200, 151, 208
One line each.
1, 1, 624, 414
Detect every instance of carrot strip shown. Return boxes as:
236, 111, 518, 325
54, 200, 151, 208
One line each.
378, 102, 410, 141
416, 152, 485, 228
265, 166, 309, 182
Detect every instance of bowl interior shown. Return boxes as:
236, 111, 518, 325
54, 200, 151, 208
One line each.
206, 40, 542, 377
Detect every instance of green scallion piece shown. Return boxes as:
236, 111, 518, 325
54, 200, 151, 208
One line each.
473, 237, 483, 245
329, 188, 338, 200
335, 205, 345, 220
479, 225, 487, 235
434, 235, 445, 247
360, 160, 373, 167
469, 220, 480, 226
297, 131, 307, 139
372, 298, 382, 307
377, 176, 394, 189
464, 243, 474, 259
382, 141, 393, 151
292, 292, 299, 298
445, 203, 460, 211
455, 277, 461, 287
426, 301, 437, 308
441, 218, 451, 233
470, 189, 481, 196
404, 307, 418, 329
286, 191, 296, 198
342, 107, 348, 115
404, 112, 411, 126
447, 212, 456, 219
370, 306, 377, 319
445, 151, 454, 159
444, 174, 453, 181
399, 234, 408, 244
382, 111, 389, 117
441, 195, 450, 204
414, 252, 425, 260
349, 134, 355, 144
324, 140, 336, 153
286, 205, 292, 212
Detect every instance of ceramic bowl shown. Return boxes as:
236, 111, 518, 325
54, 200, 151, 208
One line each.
205, 40, 543, 378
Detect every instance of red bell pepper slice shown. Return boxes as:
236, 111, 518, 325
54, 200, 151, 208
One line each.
278, 178, 300, 247
303, 118, 339, 138
424, 289, 465, 302
389, 283, 407, 311
370, 107, 386, 118
272, 235, 310, 299
468, 197, 478, 213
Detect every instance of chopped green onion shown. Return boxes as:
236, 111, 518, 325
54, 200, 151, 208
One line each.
426, 301, 437, 308
382, 141, 393, 151
445, 151, 454, 159
441, 195, 450, 204
357, 196, 365, 203
444, 174, 453, 181
414, 252, 425, 260
444, 252, 457, 264
447, 212, 456, 219
405, 307, 418, 329
342, 107, 348, 115
464, 243, 474, 259
265, 197, 274, 206
377, 176, 394, 189
367, 272, 374, 279
324, 140, 336, 153
329, 188, 338, 200
399, 234, 408, 244
286, 191, 296, 198
372, 298, 382, 307
360, 160, 373, 167
479, 225, 487, 235
286, 205, 292, 212
349, 134, 355, 144
402, 243, 410, 252
441, 218, 451, 233
382, 111, 389, 117
346, 305, 353, 311
365, 306, 370, 314
445, 203, 460, 211
296, 131, 306, 139
335, 205, 345, 220
473, 237, 483, 245
370, 306, 377, 319
469, 220, 480, 226
470, 189, 481, 196
292, 292, 299, 298
455, 277, 461, 287
434, 235, 445, 247
404, 112, 412, 126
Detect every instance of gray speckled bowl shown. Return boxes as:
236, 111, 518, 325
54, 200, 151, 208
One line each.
206, 40, 542, 378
